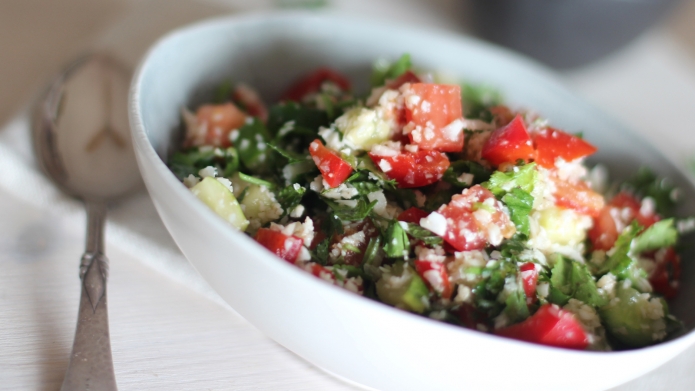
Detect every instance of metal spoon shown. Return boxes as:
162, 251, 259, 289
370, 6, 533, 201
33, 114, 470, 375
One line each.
32, 53, 139, 391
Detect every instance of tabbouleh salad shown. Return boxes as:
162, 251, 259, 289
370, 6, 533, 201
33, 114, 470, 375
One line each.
169, 54, 693, 351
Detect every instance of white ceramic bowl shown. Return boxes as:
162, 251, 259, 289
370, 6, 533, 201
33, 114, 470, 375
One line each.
129, 12, 695, 391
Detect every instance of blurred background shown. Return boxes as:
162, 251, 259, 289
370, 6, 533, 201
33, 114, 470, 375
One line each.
2, 0, 695, 158
2, 1, 695, 390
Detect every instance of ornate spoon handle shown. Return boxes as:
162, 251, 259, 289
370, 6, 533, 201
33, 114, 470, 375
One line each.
60, 202, 117, 391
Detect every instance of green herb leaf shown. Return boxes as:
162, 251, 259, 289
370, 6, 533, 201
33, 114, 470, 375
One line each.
442, 160, 492, 188
236, 118, 274, 174
275, 184, 307, 218
169, 146, 239, 180
404, 223, 443, 245
483, 163, 538, 197
323, 198, 377, 221
597, 222, 641, 275
371, 53, 412, 87
383, 221, 410, 258
267, 102, 329, 138
549, 256, 606, 307
501, 278, 530, 324
501, 188, 534, 236
238, 172, 276, 189
632, 219, 678, 254
266, 142, 309, 164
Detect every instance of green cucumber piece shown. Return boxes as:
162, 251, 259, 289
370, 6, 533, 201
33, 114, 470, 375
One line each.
191, 177, 249, 231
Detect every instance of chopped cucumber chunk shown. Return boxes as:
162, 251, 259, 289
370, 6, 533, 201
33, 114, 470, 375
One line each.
599, 284, 667, 347
191, 177, 249, 231
376, 262, 430, 313
335, 107, 392, 150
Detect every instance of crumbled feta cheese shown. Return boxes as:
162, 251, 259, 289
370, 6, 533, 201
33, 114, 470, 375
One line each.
216, 177, 234, 193
290, 204, 305, 218
198, 166, 217, 178
183, 174, 200, 188
420, 212, 447, 236
378, 159, 392, 172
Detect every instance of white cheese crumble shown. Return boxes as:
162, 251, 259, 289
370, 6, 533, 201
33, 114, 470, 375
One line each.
420, 212, 447, 236
198, 166, 217, 178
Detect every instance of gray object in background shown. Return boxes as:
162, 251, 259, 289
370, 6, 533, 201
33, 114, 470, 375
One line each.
468, 0, 682, 69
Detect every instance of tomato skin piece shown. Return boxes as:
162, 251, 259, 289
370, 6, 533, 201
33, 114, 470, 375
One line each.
610, 192, 660, 228
551, 176, 605, 217
434, 185, 516, 251
281, 67, 351, 102
589, 191, 661, 251
495, 304, 590, 350
190, 103, 247, 148
403, 83, 465, 152
255, 228, 304, 264
519, 262, 539, 304
309, 139, 353, 188
398, 207, 429, 224
369, 150, 450, 188
649, 247, 681, 299
414, 260, 453, 299
588, 206, 619, 251
533, 127, 597, 168
481, 115, 535, 167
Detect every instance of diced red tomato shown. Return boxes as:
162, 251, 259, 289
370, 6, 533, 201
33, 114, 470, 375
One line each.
495, 304, 589, 350
398, 207, 429, 224
588, 206, 619, 251
309, 139, 353, 188
232, 83, 268, 123
385, 70, 421, 90
552, 176, 605, 217
481, 115, 535, 167
610, 192, 660, 228
281, 67, 351, 102
403, 83, 464, 152
533, 127, 597, 168
192, 103, 247, 148
520, 262, 539, 305
304, 262, 336, 283
369, 150, 450, 188
414, 260, 453, 299
649, 247, 681, 299
434, 185, 516, 251
589, 191, 662, 251
255, 228, 304, 264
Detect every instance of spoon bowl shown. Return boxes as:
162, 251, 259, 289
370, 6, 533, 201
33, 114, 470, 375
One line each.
32, 53, 137, 391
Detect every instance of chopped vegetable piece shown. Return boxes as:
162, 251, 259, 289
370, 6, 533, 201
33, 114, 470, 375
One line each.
414, 259, 452, 299
533, 127, 597, 168
398, 207, 429, 224
496, 304, 590, 350
255, 228, 304, 263
190, 177, 249, 231
552, 176, 605, 217
309, 139, 353, 188
520, 262, 538, 304
481, 115, 535, 166
426, 185, 515, 251
189, 102, 247, 148
369, 149, 450, 188
403, 83, 465, 152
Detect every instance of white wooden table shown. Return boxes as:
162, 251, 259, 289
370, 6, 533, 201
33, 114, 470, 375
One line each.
2, 1, 695, 390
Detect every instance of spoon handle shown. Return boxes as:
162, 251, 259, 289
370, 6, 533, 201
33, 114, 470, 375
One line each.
61, 202, 117, 391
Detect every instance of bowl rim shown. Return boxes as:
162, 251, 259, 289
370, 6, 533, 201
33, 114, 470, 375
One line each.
128, 10, 695, 359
